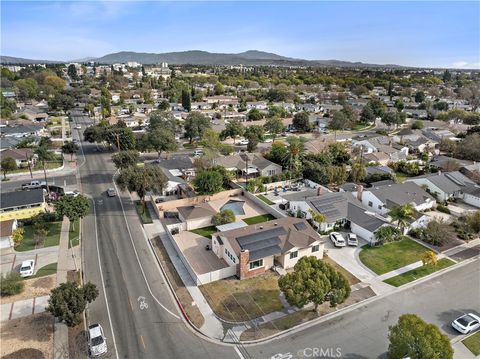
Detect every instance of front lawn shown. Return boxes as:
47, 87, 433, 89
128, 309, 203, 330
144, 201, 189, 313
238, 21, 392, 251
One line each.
190, 226, 217, 239
243, 214, 276, 225
322, 255, 360, 285
68, 219, 80, 248
32, 263, 58, 279
384, 258, 455, 287
16, 222, 62, 252
257, 194, 275, 205
359, 237, 429, 275
200, 272, 283, 322
463, 332, 480, 356
134, 201, 153, 224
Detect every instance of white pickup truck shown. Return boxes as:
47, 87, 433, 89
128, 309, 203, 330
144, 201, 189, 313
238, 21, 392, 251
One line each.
21, 180, 46, 190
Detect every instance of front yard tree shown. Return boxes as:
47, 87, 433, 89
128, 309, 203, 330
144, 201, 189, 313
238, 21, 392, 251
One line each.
375, 226, 400, 244
184, 111, 211, 143
116, 165, 167, 210
222, 119, 245, 144
421, 250, 438, 266
61, 141, 80, 161
244, 125, 264, 152
388, 314, 453, 359
292, 111, 310, 132
11, 228, 24, 248
193, 169, 224, 195
329, 111, 348, 139
112, 150, 140, 170
212, 209, 235, 226
388, 203, 415, 234
349, 161, 367, 183
247, 108, 263, 121
359, 104, 375, 124
1, 156, 17, 180
55, 194, 90, 231
308, 209, 326, 231
47, 282, 99, 327
35, 144, 56, 195
423, 220, 456, 246
278, 256, 351, 311
264, 116, 284, 141
142, 128, 178, 158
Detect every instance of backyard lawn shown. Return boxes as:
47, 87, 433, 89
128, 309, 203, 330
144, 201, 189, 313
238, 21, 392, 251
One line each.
384, 258, 455, 287
200, 272, 283, 322
257, 195, 275, 205
15, 222, 62, 252
243, 214, 276, 225
463, 332, 480, 356
190, 226, 217, 239
68, 219, 80, 248
32, 263, 58, 279
359, 237, 429, 275
134, 201, 153, 224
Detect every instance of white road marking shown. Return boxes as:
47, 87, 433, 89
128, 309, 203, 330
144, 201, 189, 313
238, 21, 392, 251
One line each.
111, 175, 180, 320
234, 346, 246, 359
92, 200, 120, 359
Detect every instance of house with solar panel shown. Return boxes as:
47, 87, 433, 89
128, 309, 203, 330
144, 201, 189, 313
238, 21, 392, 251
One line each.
211, 217, 325, 279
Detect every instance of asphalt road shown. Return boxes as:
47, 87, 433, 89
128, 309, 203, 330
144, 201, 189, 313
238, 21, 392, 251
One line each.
1, 174, 78, 192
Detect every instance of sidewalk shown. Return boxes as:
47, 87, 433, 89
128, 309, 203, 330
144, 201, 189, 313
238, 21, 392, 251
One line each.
1, 295, 49, 322
5, 159, 76, 181
453, 340, 477, 359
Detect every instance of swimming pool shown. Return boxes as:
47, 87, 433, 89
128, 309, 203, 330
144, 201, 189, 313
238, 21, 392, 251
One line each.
220, 200, 246, 215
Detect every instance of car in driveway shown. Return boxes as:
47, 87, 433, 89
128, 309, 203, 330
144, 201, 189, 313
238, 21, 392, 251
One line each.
87, 323, 107, 357
19, 260, 35, 277
64, 190, 80, 198
74, 125, 82, 129
107, 188, 116, 197
238, 139, 249, 145
347, 233, 358, 246
329, 232, 346, 247
451, 313, 480, 334
193, 149, 204, 157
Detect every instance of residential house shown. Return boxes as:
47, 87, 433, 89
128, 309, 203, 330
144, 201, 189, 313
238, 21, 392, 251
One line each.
215, 153, 282, 178
352, 182, 436, 216
246, 101, 268, 111
352, 136, 409, 162
177, 203, 217, 230
296, 103, 320, 113
462, 186, 480, 208
0, 219, 18, 249
0, 124, 45, 138
429, 156, 472, 172
211, 217, 324, 279
191, 102, 213, 111
0, 189, 46, 221
0, 148, 36, 167
460, 163, 480, 183
405, 171, 476, 202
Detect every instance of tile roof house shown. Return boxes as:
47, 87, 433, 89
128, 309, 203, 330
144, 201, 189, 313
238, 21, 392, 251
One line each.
405, 171, 476, 202
0, 189, 46, 221
353, 182, 436, 216
211, 217, 324, 279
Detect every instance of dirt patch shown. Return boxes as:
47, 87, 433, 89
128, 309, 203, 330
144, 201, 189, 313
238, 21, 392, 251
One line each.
0, 275, 56, 304
151, 236, 205, 328
0, 312, 54, 359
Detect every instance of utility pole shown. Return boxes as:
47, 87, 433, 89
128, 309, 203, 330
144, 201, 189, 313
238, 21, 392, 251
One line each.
244, 153, 249, 187
116, 133, 121, 152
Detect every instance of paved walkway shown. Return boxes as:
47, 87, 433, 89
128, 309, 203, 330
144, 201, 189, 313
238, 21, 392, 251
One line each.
0, 245, 59, 276
1, 295, 50, 322
453, 340, 477, 359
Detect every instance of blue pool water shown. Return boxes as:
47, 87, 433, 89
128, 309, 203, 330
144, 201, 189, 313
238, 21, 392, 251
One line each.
220, 200, 246, 215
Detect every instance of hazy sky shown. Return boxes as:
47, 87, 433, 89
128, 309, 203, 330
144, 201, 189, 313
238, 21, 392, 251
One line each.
2, 1, 479, 68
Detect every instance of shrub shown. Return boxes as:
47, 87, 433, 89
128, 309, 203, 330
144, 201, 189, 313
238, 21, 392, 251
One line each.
436, 204, 451, 214
1, 272, 25, 296
212, 209, 235, 225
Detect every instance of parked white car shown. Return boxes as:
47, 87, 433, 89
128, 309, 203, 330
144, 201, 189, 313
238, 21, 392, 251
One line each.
238, 139, 249, 145
347, 233, 358, 246
19, 260, 35, 277
64, 190, 80, 198
452, 313, 480, 334
193, 149, 204, 157
329, 232, 346, 247
107, 188, 116, 197
74, 125, 82, 129
88, 323, 107, 357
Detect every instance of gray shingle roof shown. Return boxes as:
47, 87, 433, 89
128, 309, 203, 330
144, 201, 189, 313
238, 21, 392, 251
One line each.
347, 203, 388, 232
369, 182, 434, 208
0, 189, 44, 209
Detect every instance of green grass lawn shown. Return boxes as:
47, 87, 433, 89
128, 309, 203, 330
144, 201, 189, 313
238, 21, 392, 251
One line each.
32, 263, 58, 278
393, 171, 409, 183
16, 222, 62, 252
359, 237, 429, 275
384, 258, 455, 286
134, 201, 153, 224
257, 194, 275, 205
243, 214, 276, 225
200, 272, 283, 322
68, 219, 80, 248
190, 225, 217, 239
463, 332, 480, 356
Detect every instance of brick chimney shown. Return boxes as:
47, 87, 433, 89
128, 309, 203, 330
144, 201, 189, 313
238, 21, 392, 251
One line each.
238, 249, 250, 279
317, 186, 325, 196
357, 185, 364, 202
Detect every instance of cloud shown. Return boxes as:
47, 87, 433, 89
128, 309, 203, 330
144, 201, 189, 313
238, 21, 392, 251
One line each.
452, 61, 480, 69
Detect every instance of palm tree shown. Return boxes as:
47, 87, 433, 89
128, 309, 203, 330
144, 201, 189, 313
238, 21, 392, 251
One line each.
388, 203, 415, 235
284, 136, 305, 175
308, 208, 327, 232
34, 145, 56, 196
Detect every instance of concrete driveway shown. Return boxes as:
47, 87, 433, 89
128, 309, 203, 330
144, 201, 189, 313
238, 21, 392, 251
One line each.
323, 233, 377, 282
0, 246, 59, 276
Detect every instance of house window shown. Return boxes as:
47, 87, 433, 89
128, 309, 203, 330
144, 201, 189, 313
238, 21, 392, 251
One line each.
249, 259, 263, 270
312, 245, 320, 253
368, 201, 373, 207
289, 251, 298, 259
378, 205, 382, 210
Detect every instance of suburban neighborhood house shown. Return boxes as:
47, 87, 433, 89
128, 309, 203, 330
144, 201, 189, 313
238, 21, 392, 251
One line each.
211, 217, 325, 279
215, 153, 282, 178
288, 191, 391, 243
353, 182, 436, 216
0, 219, 18, 249
405, 171, 477, 204
0, 189, 46, 220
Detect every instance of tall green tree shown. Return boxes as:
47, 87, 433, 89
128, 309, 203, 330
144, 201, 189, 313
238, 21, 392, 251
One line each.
34, 145, 56, 195
181, 89, 191, 111
388, 314, 453, 359
264, 116, 284, 140
1, 157, 17, 180
247, 108, 263, 121
116, 165, 167, 209
285, 136, 306, 174
47, 282, 99, 327
329, 111, 348, 139
278, 256, 351, 311
184, 112, 211, 143
349, 161, 367, 183
244, 125, 264, 152
222, 119, 245, 144
142, 128, 178, 157
61, 141, 79, 161
415, 91, 425, 103
359, 104, 375, 124
388, 203, 415, 234
292, 112, 311, 132
148, 110, 178, 132
112, 150, 140, 170
55, 194, 90, 231
193, 169, 224, 195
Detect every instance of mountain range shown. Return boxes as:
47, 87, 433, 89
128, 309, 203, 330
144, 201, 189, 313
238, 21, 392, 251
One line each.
1, 50, 404, 68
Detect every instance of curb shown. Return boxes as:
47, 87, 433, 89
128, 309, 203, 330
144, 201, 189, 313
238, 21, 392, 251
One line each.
6, 163, 66, 179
